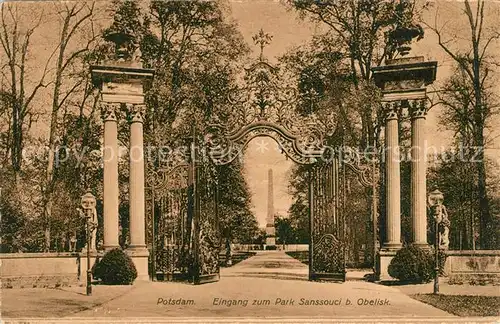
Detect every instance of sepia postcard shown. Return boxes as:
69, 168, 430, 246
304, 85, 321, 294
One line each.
0, 0, 499, 323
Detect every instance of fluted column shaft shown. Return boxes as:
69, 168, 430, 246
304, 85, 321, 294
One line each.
384, 102, 401, 249
410, 100, 428, 246
128, 104, 146, 249
102, 103, 120, 250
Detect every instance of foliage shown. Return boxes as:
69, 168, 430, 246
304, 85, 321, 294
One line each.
252, 228, 266, 245
282, 2, 426, 257
287, 0, 428, 149
287, 165, 310, 244
275, 215, 295, 245
428, 151, 500, 249
217, 161, 259, 245
426, 0, 500, 248
388, 245, 434, 283
0, 0, 252, 253
103, 0, 256, 252
93, 248, 137, 285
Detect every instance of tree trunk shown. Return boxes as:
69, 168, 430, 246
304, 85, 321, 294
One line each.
225, 236, 232, 266
477, 156, 491, 248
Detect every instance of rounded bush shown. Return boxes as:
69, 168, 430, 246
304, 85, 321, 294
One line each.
93, 248, 137, 285
388, 245, 435, 283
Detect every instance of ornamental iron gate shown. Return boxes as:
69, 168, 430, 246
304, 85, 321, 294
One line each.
309, 153, 376, 281
147, 164, 190, 281
146, 31, 378, 284
193, 162, 220, 284
147, 141, 220, 284
309, 158, 345, 281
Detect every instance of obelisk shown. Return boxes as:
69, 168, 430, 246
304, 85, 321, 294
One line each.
266, 169, 276, 249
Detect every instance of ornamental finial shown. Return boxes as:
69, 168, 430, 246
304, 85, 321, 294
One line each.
252, 28, 273, 61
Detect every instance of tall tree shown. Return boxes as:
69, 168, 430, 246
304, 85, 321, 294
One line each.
0, 3, 52, 175
287, 0, 427, 148
42, 2, 98, 251
426, 0, 500, 248
217, 161, 258, 260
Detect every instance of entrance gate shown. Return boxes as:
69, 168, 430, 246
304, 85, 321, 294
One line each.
146, 32, 377, 283
147, 140, 220, 284
309, 160, 345, 281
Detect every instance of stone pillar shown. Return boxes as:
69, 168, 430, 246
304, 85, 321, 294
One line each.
384, 102, 402, 250
127, 104, 146, 250
126, 104, 149, 280
102, 102, 120, 250
410, 99, 428, 246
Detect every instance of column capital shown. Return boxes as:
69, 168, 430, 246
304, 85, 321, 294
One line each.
101, 102, 121, 122
383, 101, 400, 121
127, 103, 146, 124
409, 99, 427, 119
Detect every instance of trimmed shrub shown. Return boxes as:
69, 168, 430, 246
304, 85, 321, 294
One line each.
93, 248, 137, 285
388, 245, 435, 283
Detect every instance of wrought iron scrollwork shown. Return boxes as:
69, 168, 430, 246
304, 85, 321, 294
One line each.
205, 40, 332, 165
312, 234, 344, 274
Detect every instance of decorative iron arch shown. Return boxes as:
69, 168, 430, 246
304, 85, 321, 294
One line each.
205, 121, 327, 165
203, 34, 334, 166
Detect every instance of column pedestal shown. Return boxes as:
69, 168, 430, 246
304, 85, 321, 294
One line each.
376, 250, 397, 281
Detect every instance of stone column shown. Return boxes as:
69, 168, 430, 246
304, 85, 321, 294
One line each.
384, 102, 402, 249
126, 104, 149, 280
410, 100, 428, 246
102, 102, 120, 250
127, 103, 147, 250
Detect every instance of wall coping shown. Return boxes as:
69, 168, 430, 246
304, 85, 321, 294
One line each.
0, 252, 80, 259
445, 250, 500, 256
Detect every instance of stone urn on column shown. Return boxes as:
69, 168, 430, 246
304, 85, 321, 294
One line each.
371, 23, 437, 280
90, 24, 154, 281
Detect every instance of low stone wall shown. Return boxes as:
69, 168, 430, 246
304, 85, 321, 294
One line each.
444, 250, 500, 285
282, 244, 309, 252
0, 252, 105, 288
231, 244, 309, 251
0, 253, 81, 288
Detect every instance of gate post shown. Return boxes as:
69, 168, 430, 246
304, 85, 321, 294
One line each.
372, 56, 437, 280
90, 27, 154, 281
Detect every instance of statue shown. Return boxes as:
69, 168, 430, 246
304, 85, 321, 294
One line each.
69, 231, 77, 252
77, 206, 98, 251
431, 203, 450, 249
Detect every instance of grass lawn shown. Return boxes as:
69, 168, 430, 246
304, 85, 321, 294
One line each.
411, 294, 500, 317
